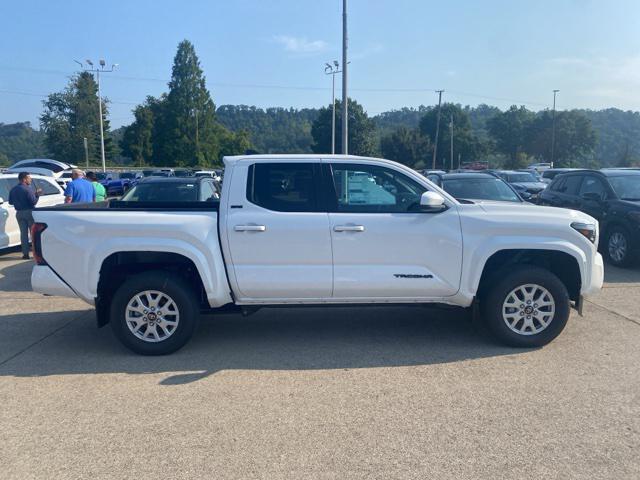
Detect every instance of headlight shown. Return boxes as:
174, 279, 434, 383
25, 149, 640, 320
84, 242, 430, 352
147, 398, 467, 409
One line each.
571, 222, 597, 244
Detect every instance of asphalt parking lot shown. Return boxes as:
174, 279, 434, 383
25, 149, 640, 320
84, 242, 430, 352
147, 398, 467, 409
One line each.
0, 251, 638, 479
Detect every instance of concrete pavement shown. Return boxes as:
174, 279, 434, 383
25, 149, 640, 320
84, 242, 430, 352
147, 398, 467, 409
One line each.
0, 251, 638, 479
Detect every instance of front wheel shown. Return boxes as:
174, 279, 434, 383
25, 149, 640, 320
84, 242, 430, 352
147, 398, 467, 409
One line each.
604, 226, 634, 267
110, 271, 200, 355
481, 266, 570, 348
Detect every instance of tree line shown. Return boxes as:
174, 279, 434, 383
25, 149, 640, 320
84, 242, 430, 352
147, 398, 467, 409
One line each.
1, 39, 640, 169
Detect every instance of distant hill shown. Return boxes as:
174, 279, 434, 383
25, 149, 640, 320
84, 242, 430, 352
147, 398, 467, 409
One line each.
0, 122, 48, 165
4, 105, 640, 167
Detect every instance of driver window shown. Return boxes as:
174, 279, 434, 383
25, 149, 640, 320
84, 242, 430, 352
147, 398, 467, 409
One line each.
329, 163, 426, 213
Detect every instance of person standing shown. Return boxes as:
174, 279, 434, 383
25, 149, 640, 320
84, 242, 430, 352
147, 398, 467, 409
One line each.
8, 172, 40, 259
86, 171, 107, 202
64, 169, 95, 203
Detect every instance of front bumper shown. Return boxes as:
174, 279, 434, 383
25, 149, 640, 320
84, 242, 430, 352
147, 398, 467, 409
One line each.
31, 265, 78, 298
582, 252, 604, 297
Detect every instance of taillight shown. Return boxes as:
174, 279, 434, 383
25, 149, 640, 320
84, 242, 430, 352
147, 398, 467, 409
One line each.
31, 222, 48, 265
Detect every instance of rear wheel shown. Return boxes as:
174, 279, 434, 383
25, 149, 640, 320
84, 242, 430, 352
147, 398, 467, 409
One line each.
110, 271, 199, 355
481, 266, 570, 348
604, 226, 634, 267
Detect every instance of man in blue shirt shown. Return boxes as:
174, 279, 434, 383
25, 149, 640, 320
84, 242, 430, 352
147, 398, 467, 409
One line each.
8, 172, 40, 259
64, 169, 95, 203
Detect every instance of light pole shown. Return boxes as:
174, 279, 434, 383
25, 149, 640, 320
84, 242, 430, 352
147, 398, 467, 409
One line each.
550, 89, 560, 168
325, 61, 342, 154
432, 90, 444, 169
74, 59, 118, 172
342, 0, 348, 155
449, 114, 454, 171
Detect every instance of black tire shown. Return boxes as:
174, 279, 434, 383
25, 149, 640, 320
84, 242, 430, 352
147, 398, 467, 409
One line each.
481, 266, 570, 348
604, 225, 635, 267
110, 270, 200, 355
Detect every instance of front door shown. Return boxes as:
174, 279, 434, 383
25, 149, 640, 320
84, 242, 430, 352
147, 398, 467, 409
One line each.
224, 161, 333, 301
327, 162, 463, 299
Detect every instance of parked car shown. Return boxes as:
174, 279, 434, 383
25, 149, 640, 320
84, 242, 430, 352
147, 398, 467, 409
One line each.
150, 170, 174, 177
173, 168, 194, 177
491, 170, 547, 201
426, 172, 527, 204
0, 173, 65, 249
31, 154, 603, 355
540, 168, 580, 184
195, 169, 223, 182
527, 162, 552, 173
6, 159, 77, 189
104, 172, 141, 196
539, 169, 640, 266
120, 176, 220, 202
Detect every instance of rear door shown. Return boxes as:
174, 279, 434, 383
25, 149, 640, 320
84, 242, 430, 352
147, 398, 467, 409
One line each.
577, 174, 609, 221
326, 162, 463, 299
223, 160, 333, 300
0, 179, 14, 248
32, 177, 65, 207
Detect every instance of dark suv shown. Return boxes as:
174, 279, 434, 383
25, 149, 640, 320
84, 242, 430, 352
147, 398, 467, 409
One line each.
539, 169, 640, 266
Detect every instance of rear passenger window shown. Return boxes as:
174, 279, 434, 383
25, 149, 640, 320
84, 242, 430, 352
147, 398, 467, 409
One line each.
246, 163, 318, 212
556, 175, 582, 195
33, 178, 61, 196
579, 176, 607, 200
0, 179, 12, 199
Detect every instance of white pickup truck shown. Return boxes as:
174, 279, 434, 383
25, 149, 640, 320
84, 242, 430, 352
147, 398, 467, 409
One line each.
31, 155, 604, 355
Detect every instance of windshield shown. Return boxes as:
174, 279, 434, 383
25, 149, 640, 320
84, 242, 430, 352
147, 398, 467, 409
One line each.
608, 175, 640, 200
507, 173, 538, 183
150, 171, 170, 177
174, 170, 192, 177
443, 177, 521, 202
121, 182, 198, 202
119, 172, 135, 179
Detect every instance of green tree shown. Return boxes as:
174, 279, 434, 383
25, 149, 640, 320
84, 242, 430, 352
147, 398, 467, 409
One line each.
40, 71, 113, 165
486, 105, 535, 168
380, 127, 431, 168
419, 103, 487, 169
526, 110, 597, 167
121, 97, 158, 166
311, 98, 377, 156
158, 40, 219, 167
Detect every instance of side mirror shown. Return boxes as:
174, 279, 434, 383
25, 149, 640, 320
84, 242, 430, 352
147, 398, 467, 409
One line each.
420, 191, 446, 212
520, 191, 532, 200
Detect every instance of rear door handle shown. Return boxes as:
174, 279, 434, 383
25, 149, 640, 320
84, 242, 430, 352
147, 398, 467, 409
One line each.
334, 225, 365, 232
234, 225, 266, 232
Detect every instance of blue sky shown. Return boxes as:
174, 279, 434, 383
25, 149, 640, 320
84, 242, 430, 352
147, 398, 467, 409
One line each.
2, 0, 640, 128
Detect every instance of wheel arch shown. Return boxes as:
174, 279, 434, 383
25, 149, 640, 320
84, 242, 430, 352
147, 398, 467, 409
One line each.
96, 251, 209, 327
475, 249, 582, 303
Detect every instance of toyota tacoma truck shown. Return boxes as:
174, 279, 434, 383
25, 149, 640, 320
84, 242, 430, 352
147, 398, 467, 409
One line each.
30, 155, 604, 355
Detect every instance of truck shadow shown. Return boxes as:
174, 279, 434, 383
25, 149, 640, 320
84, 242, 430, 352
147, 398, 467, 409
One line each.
0, 257, 33, 292
0, 306, 525, 384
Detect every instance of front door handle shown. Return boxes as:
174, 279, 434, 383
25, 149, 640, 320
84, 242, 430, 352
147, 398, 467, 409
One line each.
234, 225, 266, 232
334, 225, 365, 232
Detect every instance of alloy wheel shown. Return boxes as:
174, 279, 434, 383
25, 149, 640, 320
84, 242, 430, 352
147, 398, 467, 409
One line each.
125, 290, 180, 343
502, 284, 555, 335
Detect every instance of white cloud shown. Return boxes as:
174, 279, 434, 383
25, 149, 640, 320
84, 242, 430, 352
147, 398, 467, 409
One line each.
273, 35, 328, 54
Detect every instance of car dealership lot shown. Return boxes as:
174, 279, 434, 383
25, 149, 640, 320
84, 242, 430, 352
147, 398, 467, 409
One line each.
0, 252, 638, 479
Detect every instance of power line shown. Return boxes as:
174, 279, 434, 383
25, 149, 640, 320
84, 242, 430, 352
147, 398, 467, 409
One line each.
0, 64, 554, 108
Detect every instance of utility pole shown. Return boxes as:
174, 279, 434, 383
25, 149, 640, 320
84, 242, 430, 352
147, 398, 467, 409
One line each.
341, 0, 348, 155
449, 114, 454, 171
550, 89, 559, 168
195, 109, 199, 162
74, 59, 118, 173
83, 137, 89, 169
432, 90, 444, 169
325, 61, 342, 154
